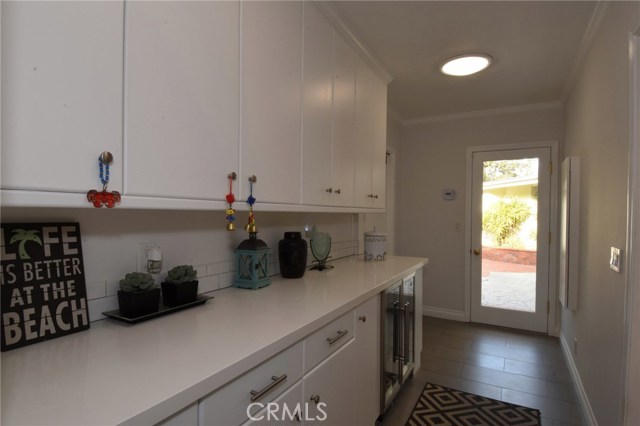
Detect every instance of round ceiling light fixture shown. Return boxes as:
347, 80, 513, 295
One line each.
440, 54, 492, 76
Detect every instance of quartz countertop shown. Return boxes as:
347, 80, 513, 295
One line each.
1, 255, 428, 425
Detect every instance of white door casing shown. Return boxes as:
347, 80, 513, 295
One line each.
469, 147, 552, 333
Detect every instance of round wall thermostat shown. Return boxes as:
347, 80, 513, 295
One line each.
442, 189, 457, 200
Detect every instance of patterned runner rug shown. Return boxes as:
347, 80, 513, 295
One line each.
405, 382, 541, 426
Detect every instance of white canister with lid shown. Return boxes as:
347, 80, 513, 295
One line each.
364, 228, 387, 262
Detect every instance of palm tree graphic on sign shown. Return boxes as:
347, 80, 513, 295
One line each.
10, 229, 43, 260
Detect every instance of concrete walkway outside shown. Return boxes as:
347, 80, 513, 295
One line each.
481, 258, 536, 312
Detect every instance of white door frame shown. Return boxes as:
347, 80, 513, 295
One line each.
623, 23, 640, 426
465, 141, 559, 335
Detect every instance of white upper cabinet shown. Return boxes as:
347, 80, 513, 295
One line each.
1, 1, 124, 193
354, 56, 387, 209
1, 1, 386, 212
301, 5, 357, 207
241, 1, 303, 204
124, 1, 239, 200
332, 34, 358, 207
301, 3, 334, 206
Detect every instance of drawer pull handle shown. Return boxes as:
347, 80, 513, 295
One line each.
310, 394, 321, 405
326, 329, 348, 345
249, 374, 287, 402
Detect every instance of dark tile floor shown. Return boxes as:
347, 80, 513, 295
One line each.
380, 316, 583, 426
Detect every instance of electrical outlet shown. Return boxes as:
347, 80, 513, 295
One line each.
137, 242, 159, 273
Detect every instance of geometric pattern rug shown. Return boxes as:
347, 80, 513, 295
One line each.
405, 382, 541, 426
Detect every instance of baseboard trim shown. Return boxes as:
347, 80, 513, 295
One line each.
422, 306, 466, 322
559, 332, 598, 426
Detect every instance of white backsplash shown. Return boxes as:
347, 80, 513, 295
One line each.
1, 207, 359, 321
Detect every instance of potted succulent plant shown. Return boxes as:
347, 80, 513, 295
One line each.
118, 272, 160, 317
161, 265, 199, 307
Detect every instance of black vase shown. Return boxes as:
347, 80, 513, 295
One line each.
278, 232, 308, 278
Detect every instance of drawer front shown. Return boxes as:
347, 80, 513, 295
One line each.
199, 341, 303, 426
241, 381, 303, 426
304, 309, 355, 372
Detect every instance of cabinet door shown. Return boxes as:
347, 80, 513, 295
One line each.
303, 341, 356, 426
301, 3, 333, 206
354, 57, 387, 209
1, 1, 123, 193
125, 1, 239, 200
241, 1, 302, 204
331, 34, 357, 207
355, 296, 381, 426
353, 56, 375, 208
370, 73, 388, 208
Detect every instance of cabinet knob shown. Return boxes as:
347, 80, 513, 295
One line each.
334, 189, 341, 194
248, 175, 257, 183
310, 394, 320, 405
99, 151, 113, 165
227, 172, 237, 180
326, 188, 333, 193
358, 315, 366, 322
373, 194, 378, 199
368, 193, 378, 199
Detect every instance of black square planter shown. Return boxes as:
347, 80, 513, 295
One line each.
161, 280, 199, 307
117, 288, 160, 318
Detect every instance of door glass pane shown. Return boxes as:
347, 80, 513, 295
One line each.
401, 277, 414, 380
481, 158, 538, 312
382, 284, 401, 406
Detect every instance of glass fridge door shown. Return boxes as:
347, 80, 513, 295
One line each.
401, 275, 415, 381
382, 281, 402, 411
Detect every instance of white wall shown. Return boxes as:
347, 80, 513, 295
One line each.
396, 107, 564, 316
560, 3, 640, 424
1, 207, 358, 322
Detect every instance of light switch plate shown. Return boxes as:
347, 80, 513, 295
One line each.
610, 247, 621, 273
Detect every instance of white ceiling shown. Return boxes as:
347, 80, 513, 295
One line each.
330, 1, 598, 121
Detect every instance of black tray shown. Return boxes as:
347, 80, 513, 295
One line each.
102, 295, 212, 324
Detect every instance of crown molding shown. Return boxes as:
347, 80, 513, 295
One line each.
562, 1, 610, 102
401, 101, 564, 126
314, 1, 394, 84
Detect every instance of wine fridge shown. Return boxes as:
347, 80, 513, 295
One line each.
380, 273, 415, 413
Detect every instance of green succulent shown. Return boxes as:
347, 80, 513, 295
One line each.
165, 265, 197, 284
119, 272, 155, 293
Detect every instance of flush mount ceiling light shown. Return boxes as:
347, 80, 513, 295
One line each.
440, 54, 492, 76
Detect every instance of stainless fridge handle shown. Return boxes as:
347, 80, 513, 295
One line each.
393, 301, 400, 361
403, 301, 411, 363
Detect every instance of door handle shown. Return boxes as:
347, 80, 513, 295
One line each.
473, 248, 481, 256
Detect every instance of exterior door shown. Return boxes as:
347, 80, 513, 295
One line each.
470, 148, 551, 332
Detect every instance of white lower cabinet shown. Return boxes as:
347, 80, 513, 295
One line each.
355, 295, 381, 426
198, 342, 304, 426
303, 341, 357, 425
191, 296, 381, 426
